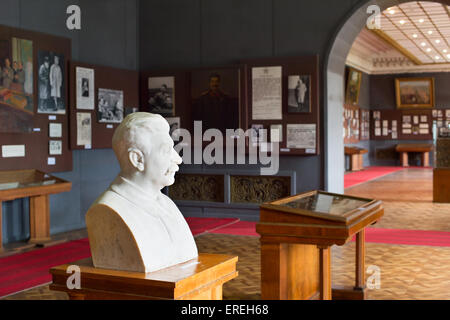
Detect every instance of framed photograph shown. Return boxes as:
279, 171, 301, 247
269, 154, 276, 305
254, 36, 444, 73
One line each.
148, 76, 174, 115
270, 124, 283, 143
250, 124, 264, 143
395, 78, 434, 109
37, 50, 66, 114
191, 68, 240, 133
76, 67, 95, 110
345, 68, 362, 105
288, 75, 311, 113
97, 88, 124, 123
49, 140, 62, 155
49, 122, 62, 138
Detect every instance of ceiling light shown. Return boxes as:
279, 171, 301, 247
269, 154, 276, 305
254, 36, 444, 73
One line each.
428, 31, 433, 35
444, 49, 448, 53
389, 9, 396, 14
419, 19, 424, 23
413, 34, 418, 38
435, 39, 441, 44
447, 54, 450, 59
421, 42, 427, 46
427, 48, 432, 52
435, 56, 440, 60
399, 20, 406, 25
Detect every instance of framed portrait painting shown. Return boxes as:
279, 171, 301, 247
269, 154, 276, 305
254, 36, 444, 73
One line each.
395, 78, 434, 109
345, 68, 362, 105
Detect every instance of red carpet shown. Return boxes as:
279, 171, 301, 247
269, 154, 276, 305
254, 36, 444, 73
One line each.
2, 217, 450, 298
186, 217, 239, 236
345, 166, 405, 188
208, 221, 259, 237
0, 239, 91, 298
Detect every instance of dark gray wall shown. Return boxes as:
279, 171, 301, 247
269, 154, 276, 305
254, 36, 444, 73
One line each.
1, 0, 137, 244
371, 72, 450, 109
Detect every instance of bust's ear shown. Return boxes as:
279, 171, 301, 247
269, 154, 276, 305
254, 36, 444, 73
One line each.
128, 148, 145, 172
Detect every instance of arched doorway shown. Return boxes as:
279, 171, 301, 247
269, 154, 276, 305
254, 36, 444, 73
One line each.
324, 0, 450, 193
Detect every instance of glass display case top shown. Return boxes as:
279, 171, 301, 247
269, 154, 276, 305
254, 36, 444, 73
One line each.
0, 170, 59, 192
279, 192, 371, 216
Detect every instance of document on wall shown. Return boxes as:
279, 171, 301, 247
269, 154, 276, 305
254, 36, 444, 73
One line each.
252, 66, 282, 120
76, 112, 92, 146
76, 67, 95, 110
286, 124, 316, 150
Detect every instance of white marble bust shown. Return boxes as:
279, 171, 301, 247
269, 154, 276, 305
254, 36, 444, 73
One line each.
86, 112, 198, 273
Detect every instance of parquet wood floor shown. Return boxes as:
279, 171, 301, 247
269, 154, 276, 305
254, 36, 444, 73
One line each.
3, 167, 450, 300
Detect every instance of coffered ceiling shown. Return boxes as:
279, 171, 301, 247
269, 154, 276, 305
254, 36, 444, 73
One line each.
346, 1, 450, 74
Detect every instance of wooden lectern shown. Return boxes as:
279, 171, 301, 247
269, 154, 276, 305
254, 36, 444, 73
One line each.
50, 254, 238, 300
256, 190, 383, 300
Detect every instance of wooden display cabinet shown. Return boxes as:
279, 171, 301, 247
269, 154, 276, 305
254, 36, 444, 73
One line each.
0, 169, 72, 252
256, 190, 384, 300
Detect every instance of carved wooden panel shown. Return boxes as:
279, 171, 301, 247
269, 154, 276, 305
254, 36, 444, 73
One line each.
169, 174, 224, 202
230, 175, 291, 204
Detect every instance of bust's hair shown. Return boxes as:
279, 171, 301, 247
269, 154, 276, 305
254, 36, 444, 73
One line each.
112, 112, 169, 169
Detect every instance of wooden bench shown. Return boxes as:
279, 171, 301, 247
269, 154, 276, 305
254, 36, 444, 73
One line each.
344, 147, 368, 172
50, 254, 238, 300
395, 144, 433, 167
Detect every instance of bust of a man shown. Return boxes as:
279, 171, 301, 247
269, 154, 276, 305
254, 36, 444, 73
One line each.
86, 112, 198, 273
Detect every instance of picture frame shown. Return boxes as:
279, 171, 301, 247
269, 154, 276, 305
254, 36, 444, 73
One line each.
395, 77, 434, 109
345, 68, 362, 105
148, 76, 175, 116
287, 75, 311, 113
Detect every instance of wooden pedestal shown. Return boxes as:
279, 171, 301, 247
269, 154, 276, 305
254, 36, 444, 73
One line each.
260, 230, 366, 300
50, 254, 238, 300
433, 168, 450, 203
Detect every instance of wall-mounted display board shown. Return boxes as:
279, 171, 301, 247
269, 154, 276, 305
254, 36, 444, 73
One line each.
371, 110, 401, 141
69, 61, 139, 150
371, 109, 433, 141
242, 56, 320, 156
360, 109, 370, 141
0, 25, 71, 173
343, 104, 360, 144
432, 109, 450, 135
400, 109, 433, 140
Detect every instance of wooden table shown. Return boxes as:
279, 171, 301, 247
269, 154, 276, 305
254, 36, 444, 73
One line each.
256, 190, 383, 300
345, 147, 368, 171
395, 144, 433, 167
0, 169, 71, 252
50, 254, 238, 300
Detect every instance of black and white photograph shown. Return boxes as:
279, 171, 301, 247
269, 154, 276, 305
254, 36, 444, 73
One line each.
288, 75, 311, 113
148, 76, 175, 115
49, 140, 62, 155
166, 117, 180, 140
37, 50, 65, 114
97, 88, 124, 123
250, 124, 265, 143
76, 67, 94, 110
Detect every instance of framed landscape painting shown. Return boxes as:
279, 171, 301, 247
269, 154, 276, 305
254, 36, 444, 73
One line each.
395, 78, 434, 109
